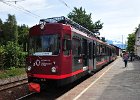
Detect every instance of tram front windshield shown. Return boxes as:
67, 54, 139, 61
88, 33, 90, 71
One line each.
29, 34, 60, 56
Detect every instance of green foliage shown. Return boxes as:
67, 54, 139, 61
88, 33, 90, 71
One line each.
0, 14, 28, 69
0, 45, 5, 69
0, 68, 25, 79
18, 52, 27, 67
3, 41, 27, 68
0, 14, 18, 45
101, 37, 106, 42
4, 41, 21, 68
67, 7, 103, 32
0, 42, 27, 69
68, 7, 93, 30
127, 33, 135, 52
0, 19, 4, 43
0, 45, 5, 56
0, 18, 2, 28
94, 20, 103, 31
18, 24, 29, 51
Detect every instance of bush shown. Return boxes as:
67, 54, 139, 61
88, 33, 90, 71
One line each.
4, 42, 18, 68
0, 45, 5, 69
4, 41, 24, 68
18, 52, 27, 67
0, 41, 27, 69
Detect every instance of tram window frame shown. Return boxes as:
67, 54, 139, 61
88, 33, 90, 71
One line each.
100, 44, 103, 54
63, 34, 71, 56
102, 45, 105, 55
107, 47, 109, 56
72, 37, 81, 57
96, 43, 100, 55
89, 42, 93, 59
105, 46, 107, 55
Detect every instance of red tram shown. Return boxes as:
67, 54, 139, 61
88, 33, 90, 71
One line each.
26, 16, 116, 92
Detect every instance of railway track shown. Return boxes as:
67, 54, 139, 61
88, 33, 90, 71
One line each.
0, 75, 89, 100
16, 75, 91, 100
0, 77, 31, 100
0, 78, 28, 91
16, 92, 36, 100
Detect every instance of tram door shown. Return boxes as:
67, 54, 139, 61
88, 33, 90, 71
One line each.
88, 42, 93, 70
82, 39, 88, 66
93, 41, 96, 70
88, 41, 96, 71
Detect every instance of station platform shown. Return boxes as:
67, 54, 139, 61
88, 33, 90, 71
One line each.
73, 57, 140, 100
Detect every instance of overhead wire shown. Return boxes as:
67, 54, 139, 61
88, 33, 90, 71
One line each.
15, 3, 41, 18
0, 0, 41, 18
58, 0, 72, 10
5, 0, 25, 4
1, 0, 72, 19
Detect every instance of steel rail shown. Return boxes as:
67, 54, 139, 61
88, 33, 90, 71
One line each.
0, 78, 28, 91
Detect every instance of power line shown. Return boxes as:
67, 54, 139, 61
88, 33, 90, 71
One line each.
58, 0, 72, 10
0, 0, 41, 18
5, 0, 25, 4
16, 4, 41, 18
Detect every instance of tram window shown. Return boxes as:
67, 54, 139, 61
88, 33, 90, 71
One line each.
63, 39, 71, 50
105, 46, 107, 54
29, 34, 60, 56
100, 45, 102, 54
102, 45, 105, 54
63, 34, 71, 55
96, 43, 100, 55
72, 38, 81, 56
89, 42, 93, 59
106, 47, 108, 55
108, 48, 110, 56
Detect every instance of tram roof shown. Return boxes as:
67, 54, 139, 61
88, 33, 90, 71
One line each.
39, 16, 99, 38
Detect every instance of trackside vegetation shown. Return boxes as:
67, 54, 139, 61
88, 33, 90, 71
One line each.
0, 68, 25, 79
0, 14, 28, 78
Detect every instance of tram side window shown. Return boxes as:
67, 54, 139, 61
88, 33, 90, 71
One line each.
105, 46, 107, 55
96, 43, 102, 62
96, 43, 100, 55
63, 34, 71, 56
109, 48, 111, 56
100, 45, 103, 55
89, 42, 93, 59
72, 38, 81, 56
102, 45, 105, 55
106, 47, 109, 56
108, 48, 110, 56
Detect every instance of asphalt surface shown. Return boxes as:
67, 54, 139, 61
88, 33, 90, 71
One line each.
75, 57, 140, 100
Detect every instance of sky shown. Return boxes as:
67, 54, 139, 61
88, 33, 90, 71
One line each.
0, 0, 140, 44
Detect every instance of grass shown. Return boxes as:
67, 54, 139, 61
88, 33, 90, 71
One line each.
0, 67, 26, 79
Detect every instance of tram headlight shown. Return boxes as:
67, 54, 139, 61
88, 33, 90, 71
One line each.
40, 23, 44, 29
27, 66, 32, 71
51, 67, 56, 73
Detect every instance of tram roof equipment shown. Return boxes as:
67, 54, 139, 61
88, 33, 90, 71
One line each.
39, 16, 98, 37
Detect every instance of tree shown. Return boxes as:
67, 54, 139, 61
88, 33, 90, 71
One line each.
94, 20, 103, 31
0, 19, 2, 29
67, 7, 103, 33
0, 19, 4, 44
2, 14, 18, 44
0, 14, 28, 69
127, 33, 135, 52
18, 24, 29, 51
